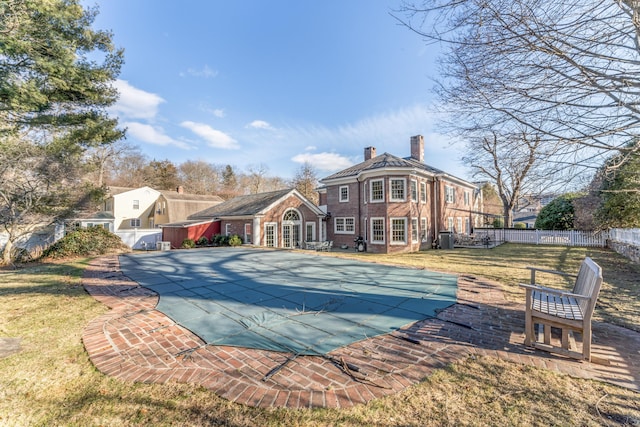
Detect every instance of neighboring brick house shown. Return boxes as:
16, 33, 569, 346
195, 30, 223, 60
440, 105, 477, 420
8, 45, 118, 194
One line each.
186, 188, 326, 248
318, 135, 483, 254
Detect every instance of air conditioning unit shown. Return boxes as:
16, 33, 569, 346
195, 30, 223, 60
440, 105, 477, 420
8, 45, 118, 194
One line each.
156, 241, 171, 251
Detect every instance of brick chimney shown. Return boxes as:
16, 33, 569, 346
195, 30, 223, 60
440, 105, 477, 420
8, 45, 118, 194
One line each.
177, 186, 184, 194
410, 135, 424, 162
364, 146, 377, 161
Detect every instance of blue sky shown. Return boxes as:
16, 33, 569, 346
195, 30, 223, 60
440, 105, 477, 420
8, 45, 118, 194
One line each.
89, 1, 468, 180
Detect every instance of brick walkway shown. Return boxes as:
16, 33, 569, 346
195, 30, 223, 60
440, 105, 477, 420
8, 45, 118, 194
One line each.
82, 256, 640, 408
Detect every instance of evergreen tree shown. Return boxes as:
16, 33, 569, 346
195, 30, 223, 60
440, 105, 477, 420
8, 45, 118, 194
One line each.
595, 149, 640, 228
0, 0, 124, 264
535, 194, 580, 230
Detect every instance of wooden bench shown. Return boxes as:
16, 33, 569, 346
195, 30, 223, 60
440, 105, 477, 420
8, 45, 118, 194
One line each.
519, 257, 603, 361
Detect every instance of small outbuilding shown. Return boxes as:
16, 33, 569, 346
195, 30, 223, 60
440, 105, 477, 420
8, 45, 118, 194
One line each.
159, 219, 221, 249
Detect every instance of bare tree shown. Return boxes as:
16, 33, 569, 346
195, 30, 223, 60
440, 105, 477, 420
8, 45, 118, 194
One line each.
396, 0, 640, 174
261, 176, 289, 193
244, 163, 270, 194
108, 151, 149, 188
0, 134, 84, 264
84, 140, 138, 187
178, 160, 222, 195
290, 162, 319, 205
463, 131, 560, 226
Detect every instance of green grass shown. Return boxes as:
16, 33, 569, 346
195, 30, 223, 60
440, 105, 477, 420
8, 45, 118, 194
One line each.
335, 243, 640, 332
0, 245, 638, 426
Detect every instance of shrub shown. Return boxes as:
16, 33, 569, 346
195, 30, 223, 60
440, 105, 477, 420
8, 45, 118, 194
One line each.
228, 234, 243, 246
43, 226, 131, 259
181, 238, 196, 249
535, 193, 579, 230
514, 222, 526, 229
211, 234, 225, 246
196, 236, 209, 246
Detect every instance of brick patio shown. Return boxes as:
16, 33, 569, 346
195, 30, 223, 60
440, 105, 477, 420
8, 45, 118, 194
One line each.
82, 255, 640, 409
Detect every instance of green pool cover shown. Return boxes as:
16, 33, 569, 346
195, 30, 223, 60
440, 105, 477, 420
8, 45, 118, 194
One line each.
119, 248, 458, 356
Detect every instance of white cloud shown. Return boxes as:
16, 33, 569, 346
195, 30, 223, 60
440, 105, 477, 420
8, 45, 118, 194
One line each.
291, 152, 354, 172
305, 145, 317, 151
180, 121, 239, 149
125, 122, 190, 149
213, 109, 226, 118
111, 80, 165, 120
247, 120, 274, 130
180, 65, 219, 79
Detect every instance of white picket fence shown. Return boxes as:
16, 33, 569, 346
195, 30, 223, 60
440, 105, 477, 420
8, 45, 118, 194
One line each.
474, 228, 609, 247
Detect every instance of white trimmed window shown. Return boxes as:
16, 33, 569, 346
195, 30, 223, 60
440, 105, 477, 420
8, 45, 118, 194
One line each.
420, 182, 427, 202
390, 217, 407, 244
447, 217, 454, 231
370, 179, 384, 202
339, 185, 349, 202
305, 222, 316, 242
133, 199, 140, 210
130, 218, 141, 227
456, 217, 463, 233
445, 185, 456, 203
335, 217, 355, 234
421, 217, 427, 240
410, 180, 418, 201
464, 190, 470, 206
371, 218, 385, 243
411, 218, 419, 242
390, 179, 406, 202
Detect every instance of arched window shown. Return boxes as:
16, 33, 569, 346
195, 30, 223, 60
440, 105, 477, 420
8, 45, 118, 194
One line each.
282, 209, 301, 249
283, 209, 300, 222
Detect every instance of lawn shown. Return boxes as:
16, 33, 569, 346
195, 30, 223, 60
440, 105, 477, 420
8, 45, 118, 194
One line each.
0, 244, 638, 426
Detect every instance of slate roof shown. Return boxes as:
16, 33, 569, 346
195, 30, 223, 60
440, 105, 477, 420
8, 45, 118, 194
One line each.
189, 189, 294, 219
321, 152, 445, 181
158, 190, 223, 202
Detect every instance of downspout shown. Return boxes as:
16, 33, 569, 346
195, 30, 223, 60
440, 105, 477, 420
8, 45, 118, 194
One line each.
357, 176, 362, 240
433, 177, 440, 241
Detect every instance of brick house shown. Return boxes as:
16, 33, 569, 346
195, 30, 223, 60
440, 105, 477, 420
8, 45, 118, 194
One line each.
186, 188, 326, 248
318, 135, 483, 254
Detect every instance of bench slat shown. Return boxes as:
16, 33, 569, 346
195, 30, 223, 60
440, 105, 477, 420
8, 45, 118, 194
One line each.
531, 291, 583, 321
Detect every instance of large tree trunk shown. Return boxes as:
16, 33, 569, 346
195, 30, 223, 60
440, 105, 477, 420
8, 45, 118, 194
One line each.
1, 238, 14, 266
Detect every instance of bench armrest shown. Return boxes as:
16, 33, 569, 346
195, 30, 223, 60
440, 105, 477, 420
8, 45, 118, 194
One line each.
526, 266, 577, 284
519, 283, 591, 300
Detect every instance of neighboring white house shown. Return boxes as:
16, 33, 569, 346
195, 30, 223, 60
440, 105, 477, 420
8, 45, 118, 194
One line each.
103, 186, 161, 231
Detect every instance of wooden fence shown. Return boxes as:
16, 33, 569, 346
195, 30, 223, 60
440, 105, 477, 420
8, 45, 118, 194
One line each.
473, 228, 609, 247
